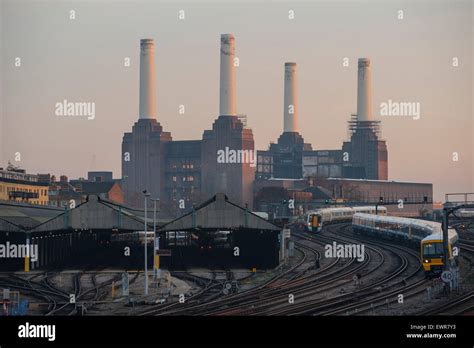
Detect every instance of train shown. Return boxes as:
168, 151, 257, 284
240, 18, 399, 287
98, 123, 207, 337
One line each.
304, 206, 387, 232
352, 213, 459, 276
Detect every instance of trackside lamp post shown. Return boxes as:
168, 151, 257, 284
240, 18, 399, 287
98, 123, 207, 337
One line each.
143, 190, 151, 295
151, 198, 159, 280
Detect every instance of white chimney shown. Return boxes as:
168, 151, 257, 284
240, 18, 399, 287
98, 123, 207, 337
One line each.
357, 58, 373, 122
219, 34, 237, 116
139, 39, 157, 120
283, 62, 298, 132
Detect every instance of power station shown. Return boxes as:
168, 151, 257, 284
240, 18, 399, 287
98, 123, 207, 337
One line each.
121, 35, 413, 212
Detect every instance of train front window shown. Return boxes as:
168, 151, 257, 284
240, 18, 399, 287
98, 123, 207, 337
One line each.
423, 242, 443, 257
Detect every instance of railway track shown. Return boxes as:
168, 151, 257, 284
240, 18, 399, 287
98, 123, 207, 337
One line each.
137, 241, 320, 316
131, 269, 230, 315
418, 291, 474, 315
186, 222, 430, 316
158, 223, 390, 315
4, 224, 471, 317
0, 269, 124, 315
258, 224, 424, 315
333, 226, 474, 316
317, 225, 428, 315
133, 270, 234, 315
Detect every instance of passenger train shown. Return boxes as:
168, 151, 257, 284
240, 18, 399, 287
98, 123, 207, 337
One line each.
304, 206, 387, 232
352, 213, 459, 276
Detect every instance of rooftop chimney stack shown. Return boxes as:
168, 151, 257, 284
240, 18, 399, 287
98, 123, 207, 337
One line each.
139, 39, 157, 120
356, 58, 373, 122
219, 34, 237, 116
283, 62, 298, 132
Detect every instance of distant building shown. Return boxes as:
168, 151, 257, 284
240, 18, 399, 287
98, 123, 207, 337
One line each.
43, 173, 124, 208
70, 180, 124, 204
322, 178, 432, 216
87, 171, 114, 182
47, 175, 83, 208
0, 164, 49, 205
253, 177, 432, 218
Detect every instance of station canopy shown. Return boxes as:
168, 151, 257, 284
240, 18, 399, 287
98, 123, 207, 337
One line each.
159, 193, 280, 232
0, 195, 167, 233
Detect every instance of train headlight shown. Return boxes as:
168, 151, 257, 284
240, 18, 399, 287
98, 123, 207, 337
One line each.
424, 259, 429, 263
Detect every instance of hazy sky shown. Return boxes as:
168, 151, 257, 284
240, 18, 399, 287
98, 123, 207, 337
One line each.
1, 0, 472, 201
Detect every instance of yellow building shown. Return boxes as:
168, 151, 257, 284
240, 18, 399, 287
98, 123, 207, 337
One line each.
0, 167, 49, 205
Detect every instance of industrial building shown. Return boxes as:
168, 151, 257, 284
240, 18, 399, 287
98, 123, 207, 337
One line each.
323, 178, 432, 216
122, 35, 255, 210
256, 58, 387, 182
253, 177, 432, 218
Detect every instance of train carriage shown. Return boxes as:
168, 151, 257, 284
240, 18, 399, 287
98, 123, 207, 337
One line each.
305, 206, 387, 233
352, 213, 458, 276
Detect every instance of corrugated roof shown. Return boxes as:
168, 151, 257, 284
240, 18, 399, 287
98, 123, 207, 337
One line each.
0, 200, 64, 231
159, 193, 280, 232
